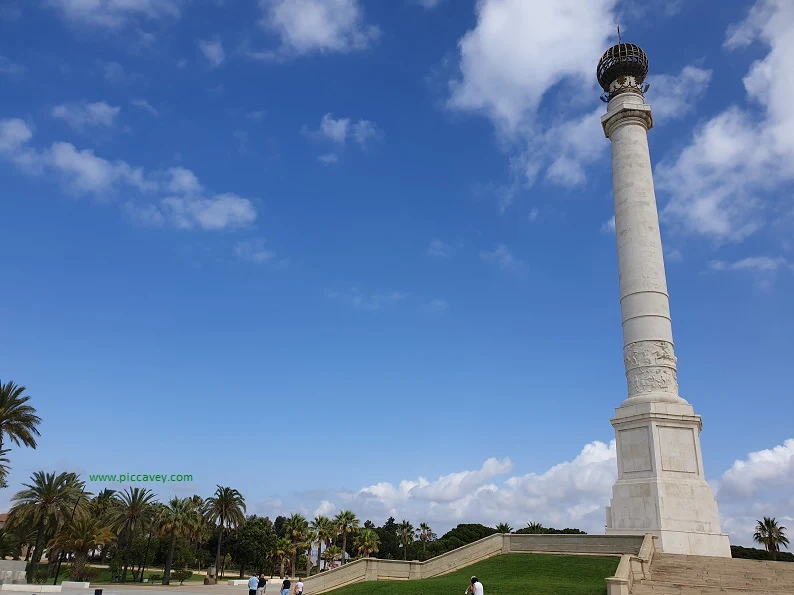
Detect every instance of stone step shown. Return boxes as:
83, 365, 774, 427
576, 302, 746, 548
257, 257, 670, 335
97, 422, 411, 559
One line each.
633, 582, 790, 595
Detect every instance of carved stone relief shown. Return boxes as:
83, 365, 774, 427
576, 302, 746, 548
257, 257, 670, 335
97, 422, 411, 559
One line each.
624, 340, 678, 396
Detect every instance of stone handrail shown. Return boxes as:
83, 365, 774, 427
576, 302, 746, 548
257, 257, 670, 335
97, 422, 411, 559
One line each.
606, 534, 657, 595
303, 533, 645, 594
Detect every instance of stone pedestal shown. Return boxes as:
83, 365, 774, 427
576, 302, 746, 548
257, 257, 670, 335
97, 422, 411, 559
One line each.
600, 89, 730, 558
605, 401, 730, 556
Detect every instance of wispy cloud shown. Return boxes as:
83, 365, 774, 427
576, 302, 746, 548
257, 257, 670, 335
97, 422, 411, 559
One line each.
131, 99, 159, 117
480, 244, 526, 273
318, 153, 339, 165
235, 239, 276, 263
710, 255, 793, 289
0, 56, 25, 75
600, 216, 615, 234
52, 101, 120, 131
198, 38, 225, 67
425, 299, 449, 313
46, 0, 183, 28
306, 113, 383, 161
326, 287, 407, 310
428, 238, 455, 258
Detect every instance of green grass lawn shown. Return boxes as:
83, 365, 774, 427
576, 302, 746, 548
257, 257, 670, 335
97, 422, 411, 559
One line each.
325, 554, 619, 595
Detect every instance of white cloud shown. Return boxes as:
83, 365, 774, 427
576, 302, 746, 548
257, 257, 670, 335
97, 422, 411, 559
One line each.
131, 99, 159, 117
308, 114, 382, 158
103, 62, 139, 85
314, 500, 335, 517
166, 167, 203, 194
447, 2, 714, 195
319, 113, 350, 144
235, 239, 276, 263
426, 299, 448, 314
247, 110, 266, 121
46, 0, 182, 28
335, 442, 615, 531
0, 118, 33, 152
161, 194, 256, 231
351, 119, 383, 149
415, 0, 444, 8
528, 208, 539, 223
48, 141, 151, 194
258, 0, 380, 57
657, 0, 794, 242
710, 255, 793, 289
0, 56, 25, 75
646, 66, 712, 121
198, 38, 225, 68
448, 0, 617, 133
480, 244, 526, 273
601, 216, 615, 234
428, 238, 452, 258
715, 439, 794, 546
326, 287, 407, 311
52, 101, 121, 131
0, 117, 257, 231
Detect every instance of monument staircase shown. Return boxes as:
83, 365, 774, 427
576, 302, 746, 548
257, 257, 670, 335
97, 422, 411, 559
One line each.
631, 553, 794, 594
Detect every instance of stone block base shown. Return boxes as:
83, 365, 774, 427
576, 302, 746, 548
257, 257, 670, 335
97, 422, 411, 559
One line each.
606, 400, 731, 558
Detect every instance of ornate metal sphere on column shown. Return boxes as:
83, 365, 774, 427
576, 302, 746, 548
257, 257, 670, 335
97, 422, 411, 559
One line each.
598, 41, 731, 557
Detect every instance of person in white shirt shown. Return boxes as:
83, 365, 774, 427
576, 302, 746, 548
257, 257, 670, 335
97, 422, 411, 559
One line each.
293, 578, 304, 595
466, 576, 483, 595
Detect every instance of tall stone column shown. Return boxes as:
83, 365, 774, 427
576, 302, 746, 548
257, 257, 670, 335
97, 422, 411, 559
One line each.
597, 43, 731, 557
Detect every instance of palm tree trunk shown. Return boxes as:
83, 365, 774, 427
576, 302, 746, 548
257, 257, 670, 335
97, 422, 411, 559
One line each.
316, 541, 322, 574
29, 518, 46, 576
163, 529, 177, 585
291, 547, 296, 578
73, 553, 87, 581
403, 539, 407, 561
215, 528, 223, 578
280, 556, 285, 578
341, 533, 347, 565
306, 547, 311, 577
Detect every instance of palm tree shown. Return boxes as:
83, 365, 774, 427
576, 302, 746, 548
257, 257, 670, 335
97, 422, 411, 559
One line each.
525, 521, 544, 534
284, 513, 308, 577
754, 517, 790, 561
111, 487, 157, 582
334, 510, 359, 564
415, 522, 434, 558
397, 520, 414, 561
203, 486, 246, 578
50, 514, 114, 581
7, 471, 86, 575
0, 380, 42, 484
322, 545, 342, 570
310, 516, 334, 573
496, 522, 513, 533
158, 497, 199, 584
355, 529, 380, 558
274, 537, 291, 578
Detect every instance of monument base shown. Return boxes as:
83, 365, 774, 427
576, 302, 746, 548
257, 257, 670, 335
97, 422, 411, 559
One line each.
605, 401, 731, 558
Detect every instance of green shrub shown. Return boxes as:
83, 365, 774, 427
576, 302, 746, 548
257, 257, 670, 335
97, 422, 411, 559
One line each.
172, 570, 193, 584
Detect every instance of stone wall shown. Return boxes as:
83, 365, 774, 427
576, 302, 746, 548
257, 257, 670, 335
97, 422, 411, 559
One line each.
301, 534, 645, 594
0, 561, 27, 584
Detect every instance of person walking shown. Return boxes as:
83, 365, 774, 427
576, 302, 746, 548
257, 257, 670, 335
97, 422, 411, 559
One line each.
257, 574, 266, 595
281, 577, 291, 595
294, 577, 304, 595
248, 573, 259, 595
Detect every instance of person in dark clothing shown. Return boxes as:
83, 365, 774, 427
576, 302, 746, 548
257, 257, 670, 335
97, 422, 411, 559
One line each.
281, 578, 291, 595
257, 574, 266, 595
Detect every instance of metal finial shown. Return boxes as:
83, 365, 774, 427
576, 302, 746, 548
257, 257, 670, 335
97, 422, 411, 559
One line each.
617, 26, 622, 44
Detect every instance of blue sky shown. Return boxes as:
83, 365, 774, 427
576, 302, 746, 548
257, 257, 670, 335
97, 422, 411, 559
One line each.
1, 0, 793, 546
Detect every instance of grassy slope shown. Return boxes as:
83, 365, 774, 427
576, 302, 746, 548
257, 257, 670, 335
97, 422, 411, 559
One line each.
325, 554, 619, 595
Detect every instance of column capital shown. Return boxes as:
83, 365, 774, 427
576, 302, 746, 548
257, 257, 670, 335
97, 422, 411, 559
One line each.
601, 99, 653, 138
